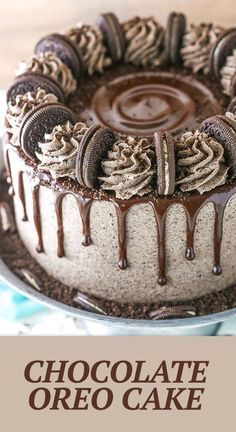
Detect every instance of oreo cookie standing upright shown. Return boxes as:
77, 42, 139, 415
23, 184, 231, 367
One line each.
19, 102, 75, 161
165, 12, 186, 64
97, 13, 126, 63
153, 130, 176, 195
200, 115, 236, 177
76, 125, 116, 189
7, 72, 65, 104
35, 33, 84, 81
209, 28, 236, 79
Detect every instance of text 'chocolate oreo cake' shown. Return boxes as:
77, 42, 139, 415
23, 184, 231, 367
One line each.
2, 11, 236, 319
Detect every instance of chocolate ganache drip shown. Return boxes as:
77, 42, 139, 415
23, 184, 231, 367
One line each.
4, 143, 236, 286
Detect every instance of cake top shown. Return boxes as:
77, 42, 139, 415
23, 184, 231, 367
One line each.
5, 12, 236, 199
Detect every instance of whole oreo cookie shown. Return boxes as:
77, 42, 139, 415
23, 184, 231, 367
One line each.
76, 125, 116, 189
200, 115, 236, 177
97, 13, 126, 63
19, 102, 75, 161
165, 12, 186, 64
209, 28, 236, 79
7, 72, 65, 103
227, 96, 236, 114
35, 33, 84, 80
154, 131, 175, 195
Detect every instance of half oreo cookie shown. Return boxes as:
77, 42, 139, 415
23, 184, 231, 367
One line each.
154, 131, 176, 195
200, 115, 236, 177
165, 12, 186, 64
76, 125, 116, 189
97, 13, 126, 63
19, 102, 75, 161
7, 72, 65, 103
35, 33, 84, 80
209, 28, 236, 79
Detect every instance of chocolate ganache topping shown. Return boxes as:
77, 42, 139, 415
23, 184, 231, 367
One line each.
16, 52, 77, 96
36, 121, 88, 179
221, 49, 236, 95
122, 17, 164, 67
181, 23, 224, 74
5, 89, 58, 147
99, 136, 155, 199
176, 131, 229, 193
65, 24, 111, 75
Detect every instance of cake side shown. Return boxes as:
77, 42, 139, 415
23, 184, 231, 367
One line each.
7, 145, 236, 303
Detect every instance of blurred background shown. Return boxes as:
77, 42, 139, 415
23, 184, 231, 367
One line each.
0, 0, 236, 334
0, 0, 236, 88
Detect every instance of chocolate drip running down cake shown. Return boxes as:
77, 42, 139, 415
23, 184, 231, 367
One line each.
2, 12, 236, 317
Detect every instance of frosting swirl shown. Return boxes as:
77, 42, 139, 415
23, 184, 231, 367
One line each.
16, 52, 77, 96
181, 23, 223, 74
122, 16, 164, 67
5, 89, 58, 146
221, 49, 236, 95
99, 136, 155, 199
36, 122, 88, 179
65, 24, 111, 75
176, 131, 229, 194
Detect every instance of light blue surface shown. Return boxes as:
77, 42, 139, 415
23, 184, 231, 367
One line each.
0, 281, 46, 320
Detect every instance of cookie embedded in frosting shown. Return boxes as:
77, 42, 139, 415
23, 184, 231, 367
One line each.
122, 16, 164, 67
99, 136, 155, 199
36, 121, 88, 179
16, 52, 77, 96
181, 23, 224, 74
5, 89, 58, 147
220, 49, 236, 95
176, 131, 229, 194
65, 24, 112, 75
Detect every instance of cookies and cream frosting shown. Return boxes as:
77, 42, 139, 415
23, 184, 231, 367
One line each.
181, 23, 224, 74
65, 24, 111, 75
5, 89, 58, 146
176, 131, 229, 194
220, 49, 236, 95
36, 122, 88, 179
99, 136, 155, 199
16, 52, 77, 96
122, 16, 164, 67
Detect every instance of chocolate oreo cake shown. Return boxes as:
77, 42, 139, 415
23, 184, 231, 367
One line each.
2, 12, 236, 319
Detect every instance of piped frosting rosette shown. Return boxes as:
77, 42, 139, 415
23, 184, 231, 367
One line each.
99, 136, 155, 199
176, 131, 229, 194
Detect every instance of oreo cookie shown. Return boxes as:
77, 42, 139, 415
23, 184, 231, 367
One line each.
76, 125, 115, 189
154, 131, 175, 195
165, 12, 186, 64
227, 96, 236, 114
35, 33, 84, 80
19, 102, 75, 161
97, 13, 126, 63
200, 115, 236, 177
7, 72, 65, 103
209, 28, 236, 79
